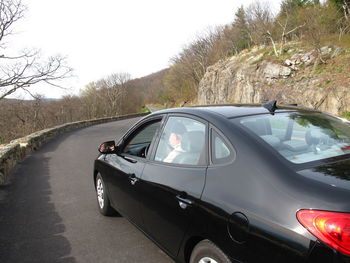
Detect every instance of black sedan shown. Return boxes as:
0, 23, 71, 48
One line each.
93, 102, 350, 263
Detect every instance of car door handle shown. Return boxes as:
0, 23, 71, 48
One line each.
123, 156, 137, 163
128, 173, 138, 185
176, 195, 193, 209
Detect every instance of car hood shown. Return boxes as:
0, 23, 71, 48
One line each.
298, 159, 350, 191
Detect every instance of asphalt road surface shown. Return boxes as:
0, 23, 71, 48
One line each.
0, 117, 173, 263
147, 106, 161, 113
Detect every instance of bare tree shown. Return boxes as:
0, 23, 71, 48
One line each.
299, 3, 338, 64
101, 72, 130, 116
245, 1, 274, 45
0, 0, 72, 100
267, 10, 305, 57
338, 0, 350, 20
337, 0, 350, 38
166, 26, 223, 104
79, 72, 131, 119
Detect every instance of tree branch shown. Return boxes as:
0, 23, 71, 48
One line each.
0, 1, 72, 100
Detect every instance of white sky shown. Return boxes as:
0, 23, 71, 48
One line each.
8, 0, 281, 99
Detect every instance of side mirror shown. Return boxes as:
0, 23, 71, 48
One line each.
98, 141, 117, 154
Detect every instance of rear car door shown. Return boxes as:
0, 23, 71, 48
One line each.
139, 115, 208, 256
103, 116, 163, 226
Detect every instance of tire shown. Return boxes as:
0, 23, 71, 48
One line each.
95, 173, 115, 216
190, 240, 232, 263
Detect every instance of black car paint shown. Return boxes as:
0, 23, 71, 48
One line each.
140, 162, 206, 256
94, 106, 350, 263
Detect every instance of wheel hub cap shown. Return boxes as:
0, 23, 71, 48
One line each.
198, 257, 219, 263
96, 178, 104, 209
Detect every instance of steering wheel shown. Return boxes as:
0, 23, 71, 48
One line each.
140, 144, 150, 158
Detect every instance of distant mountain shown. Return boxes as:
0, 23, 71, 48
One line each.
127, 68, 168, 104
1, 97, 61, 104
42, 98, 61, 102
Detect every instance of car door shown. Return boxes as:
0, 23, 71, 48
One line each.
103, 116, 163, 226
138, 115, 208, 256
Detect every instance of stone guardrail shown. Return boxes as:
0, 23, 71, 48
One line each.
0, 112, 149, 185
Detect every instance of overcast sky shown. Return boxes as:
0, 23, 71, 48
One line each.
8, 0, 281, 99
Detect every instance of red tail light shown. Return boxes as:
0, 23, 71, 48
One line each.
297, 209, 350, 256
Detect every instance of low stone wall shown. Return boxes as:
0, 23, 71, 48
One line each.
0, 113, 149, 185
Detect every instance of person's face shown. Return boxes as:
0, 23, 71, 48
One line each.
169, 133, 182, 148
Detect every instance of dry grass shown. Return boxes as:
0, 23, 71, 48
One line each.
321, 34, 350, 49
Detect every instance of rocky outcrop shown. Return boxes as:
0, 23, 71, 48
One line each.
284, 47, 344, 70
198, 46, 350, 115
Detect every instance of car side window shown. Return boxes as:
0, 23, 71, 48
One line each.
211, 129, 234, 165
123, 120, 161, 158
154, 116, 206, 165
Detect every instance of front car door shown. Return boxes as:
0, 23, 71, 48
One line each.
139, 115, 208, 256
103, 116, 163, 226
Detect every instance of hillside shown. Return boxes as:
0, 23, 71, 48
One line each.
127, 69, 168, 105
2, 0, 350, 144
197, 41, 350, 116
0, 69, 168, 144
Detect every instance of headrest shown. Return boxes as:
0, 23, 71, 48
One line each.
305, 130, 322, 145
242, 119, 270, 136
170, 121, 186, 135
283, 140, 309, 152
260, 135, 281, 148
181, 131, 205, 152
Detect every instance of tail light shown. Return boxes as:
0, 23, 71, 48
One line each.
297, 209, 350, 256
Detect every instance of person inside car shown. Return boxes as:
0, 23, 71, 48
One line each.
163, 122, 187, 163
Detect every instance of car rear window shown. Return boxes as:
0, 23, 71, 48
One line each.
233, 112, 350, 164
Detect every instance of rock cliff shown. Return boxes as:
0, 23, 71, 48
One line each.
197, 45, 350, 115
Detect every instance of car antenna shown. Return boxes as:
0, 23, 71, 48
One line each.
262, 100, 277, 114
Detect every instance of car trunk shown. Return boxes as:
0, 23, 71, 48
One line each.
297, 158, 350, 191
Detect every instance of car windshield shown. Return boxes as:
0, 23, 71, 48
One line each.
233, 112, 350, 164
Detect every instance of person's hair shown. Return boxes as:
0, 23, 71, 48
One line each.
171, 121, 186, 135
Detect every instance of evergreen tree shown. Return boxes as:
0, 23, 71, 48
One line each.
329, 0, 350, 18
232, 6, 251, 51
280, 0, 319, 14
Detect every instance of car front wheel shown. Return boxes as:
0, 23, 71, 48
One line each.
190, 240, 231, 263
95, 173, 115, 216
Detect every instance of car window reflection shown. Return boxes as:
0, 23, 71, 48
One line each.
123, 121, 161, 158
155, 117, 206, 165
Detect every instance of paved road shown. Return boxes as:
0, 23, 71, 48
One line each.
147, 106, 161, 113
0, 117, 173, 263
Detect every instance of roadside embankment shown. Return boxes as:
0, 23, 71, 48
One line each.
0, 113, 148, 185
198, 45, 350, 116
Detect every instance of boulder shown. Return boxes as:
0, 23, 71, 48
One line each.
331, 47, 344, 58
247, 53, 264, 63
320, 46, 333, 55
261, 62, 292, 79
285, 59, 293, 66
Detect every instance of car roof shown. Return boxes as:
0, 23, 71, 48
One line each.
153, 104, 320, 119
